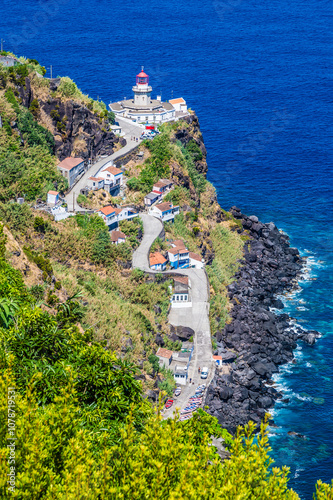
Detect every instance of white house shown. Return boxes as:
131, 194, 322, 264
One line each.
0, 55, 18, 67
169, 97, 187, 113
47, 190, 59, 206
148, 202, 179, 223
99, 165, 123, 193
144, 191, 161, 207
213, 355, 223, 367
114, 206, 138, 222
57, 157, 85, 188
111, 124, 123, 135
174, 366, 188, 385
156, 348, 173, 368
111, 230, 127, 245
149, 252, 167, 271
152, 179, 173, 195
98, 205, 118, 230
189, 251, 204, 269
87, 176, 104, 191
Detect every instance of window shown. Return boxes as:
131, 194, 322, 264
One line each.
184, 295, 187, 301
176, 295, 179, 301
180, 296, 183, 301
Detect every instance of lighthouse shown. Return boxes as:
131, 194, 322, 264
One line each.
132, 67, 152, 106
109, 67, 187, 124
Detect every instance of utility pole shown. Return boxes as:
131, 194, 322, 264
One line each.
1, 39, 4, 52
48, 65, 53, 79
73, 191, 75, 212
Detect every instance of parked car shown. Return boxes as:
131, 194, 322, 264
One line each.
201, 367, 209, 379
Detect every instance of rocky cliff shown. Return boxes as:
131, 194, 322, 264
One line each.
14, 74, 125, 161
206, 207, 320, 433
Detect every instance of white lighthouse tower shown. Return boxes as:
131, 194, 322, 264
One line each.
132, 67, 152, 106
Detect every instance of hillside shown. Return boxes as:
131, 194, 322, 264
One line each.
0, 56, 332, 498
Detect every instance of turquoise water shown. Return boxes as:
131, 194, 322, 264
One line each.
1, 0, 332, 496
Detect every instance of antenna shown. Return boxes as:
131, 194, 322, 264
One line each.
48, 65, 53, 79
141, 65, 144, 71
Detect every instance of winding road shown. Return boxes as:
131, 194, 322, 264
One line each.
133, 214, 215, 416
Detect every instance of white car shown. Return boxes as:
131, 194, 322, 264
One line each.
201, 367, 209, 379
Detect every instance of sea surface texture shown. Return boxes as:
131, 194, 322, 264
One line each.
1, 0, 332, 496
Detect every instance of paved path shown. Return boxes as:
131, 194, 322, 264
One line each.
132, 214, 215, 417
65, 118, 144, 212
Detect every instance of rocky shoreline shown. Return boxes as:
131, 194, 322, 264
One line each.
206, 207, 320, 434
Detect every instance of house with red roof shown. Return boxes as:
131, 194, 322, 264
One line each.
87, 176, 104, 191
57, 157, 85, 188
99, 164, 123, 194
149, 252, 167, 271
97, 205, 118, 230
148, 202, 180, 223
110, 230, 127, 245
47, 190, 59, 206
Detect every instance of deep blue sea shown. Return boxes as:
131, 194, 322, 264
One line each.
1, 0, 332, 496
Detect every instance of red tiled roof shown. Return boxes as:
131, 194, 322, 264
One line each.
213, 355, 223, 360
48, 190, 59, 196
111, 230, 126, 242
103, 165, 123, 176
154, 202, 173, 212
172, 240, 186, 249
189, 252, 202, 262
168, 246, 188, 255
149, 252, 167, 266
156, 347, 173, 359
89, 176, 103, 182
174, 276, 189, 286
99, 206, 116, 216
169, 98, 186, 104
58, 157, 84, 171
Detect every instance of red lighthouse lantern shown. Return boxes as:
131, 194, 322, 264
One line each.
136, 67, 149, 86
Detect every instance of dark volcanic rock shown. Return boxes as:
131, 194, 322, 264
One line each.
170, 325, 195, 341
205, 209, 316, 434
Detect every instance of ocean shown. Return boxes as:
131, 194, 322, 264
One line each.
1, 0, 332, 496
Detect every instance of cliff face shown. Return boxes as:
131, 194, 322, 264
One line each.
17, 76, 125, 161
174, 113, 208, 176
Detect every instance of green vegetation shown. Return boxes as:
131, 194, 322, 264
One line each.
56, 76, 107, 115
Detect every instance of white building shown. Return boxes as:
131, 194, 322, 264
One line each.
99, 165, 123, 193
47, 190, 59, 206
57, 157, 85, 188
149, 252, 167, 271
169, 97, 187, 114
189, 251, 205, 269
156, 348, 173, 368
111, 230, 126, 245
144, 192, 161, 207
98, 205, 138, 230
109, 68, 176, 124
87, 177, 104, 191
171, 276, 192, 308
0, 55, 18, 67
148, 202, 180, 223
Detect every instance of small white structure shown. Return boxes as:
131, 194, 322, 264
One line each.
148, 202, 179, 223
99, 165, 123, 191
114, 206, 138, 222
87, 177, 104, 191
152, 179, 173, 195
189, 251, 205, 269
174, 366, 188, 385
98, 205, 118, 230
111, 230, 126, 245
0, 55, 18, 67
144, 191, 161, 207
213, 355, 223, 367
169, 97, 187, 113
149, 252, 167, 271
51, 206, 73, 222
57, 157, 85, 188
156, 348, 173, 368
47, 190, 59, 207
111, 124, 123, 135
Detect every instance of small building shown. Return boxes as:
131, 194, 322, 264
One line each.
149, 252, 167, 271
98, 205, 118, 230
168, 244, 190, 269
47, 190, 59, 206
87, 176, 104, 191
99, 165, 123, 190
111, 230, 126, 245
171, 276, 191, 306
114, 206, 139, 222
189, 252, 204, 269
111, 124, 122, 135
57, 157, 85, 188
152, 179, 173, 195
144, 191, 161, 207
213, 355, 223, 367
148, 202, 180, 223
169, 97, 187, 113
156, 347, 173, 368
174, 366, 188, 385
0, 55, 18, 67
